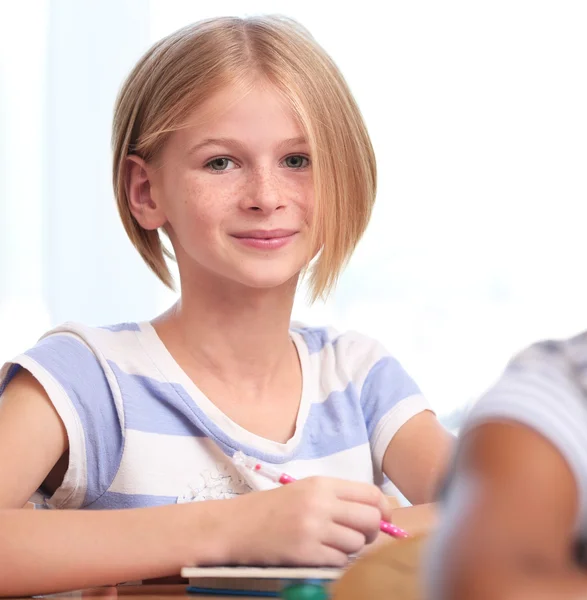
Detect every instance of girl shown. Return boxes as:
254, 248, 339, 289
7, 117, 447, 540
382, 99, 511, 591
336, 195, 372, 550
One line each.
0, 15, 452, 595
427, 332, 587, 599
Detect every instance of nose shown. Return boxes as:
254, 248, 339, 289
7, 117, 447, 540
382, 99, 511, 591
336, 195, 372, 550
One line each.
242, 167, 285, 213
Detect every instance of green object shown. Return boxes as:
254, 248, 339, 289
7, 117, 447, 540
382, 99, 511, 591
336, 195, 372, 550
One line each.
281, 581, 329, 600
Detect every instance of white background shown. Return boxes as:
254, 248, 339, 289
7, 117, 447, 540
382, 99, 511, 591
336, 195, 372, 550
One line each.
1, 0, 586, 423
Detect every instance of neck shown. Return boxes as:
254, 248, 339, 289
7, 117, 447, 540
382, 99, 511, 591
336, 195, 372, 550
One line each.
153, 271, 299, 385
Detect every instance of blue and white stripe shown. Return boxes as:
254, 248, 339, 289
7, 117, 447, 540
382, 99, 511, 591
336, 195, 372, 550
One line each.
0, 320, 430, 510
460, 331, 587, 535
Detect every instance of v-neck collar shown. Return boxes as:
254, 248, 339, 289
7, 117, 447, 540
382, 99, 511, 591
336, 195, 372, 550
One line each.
136, 321, 312, 457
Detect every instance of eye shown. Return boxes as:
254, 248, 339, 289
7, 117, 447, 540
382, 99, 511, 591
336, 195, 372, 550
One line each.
206, 157, 237, 172
282, 155, 310, 169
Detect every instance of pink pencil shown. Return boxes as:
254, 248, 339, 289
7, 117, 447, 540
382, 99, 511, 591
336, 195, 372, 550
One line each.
233, 451, 409, 539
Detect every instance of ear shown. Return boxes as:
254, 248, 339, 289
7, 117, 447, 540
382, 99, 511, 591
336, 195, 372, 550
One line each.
125, 155, 167, 230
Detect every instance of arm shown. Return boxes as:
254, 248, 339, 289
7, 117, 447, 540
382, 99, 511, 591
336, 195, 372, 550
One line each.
383, 410, 454, 504
0, 480, 395, 597
382, 411, 454, 534
0, 369, 69, 508
354, 338, 453, 524
0, 371, 393, 595
0, 369, 211, 594
0, 373, 229, 594
0, 502, 228, 596
433, 422, 587, 600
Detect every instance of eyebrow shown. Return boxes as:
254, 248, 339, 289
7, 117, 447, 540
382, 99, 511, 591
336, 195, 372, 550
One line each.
186, 136, 308, 156
276, 136, 308, 152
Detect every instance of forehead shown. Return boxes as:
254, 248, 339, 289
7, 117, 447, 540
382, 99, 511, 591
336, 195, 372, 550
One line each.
176, 81, 306, 145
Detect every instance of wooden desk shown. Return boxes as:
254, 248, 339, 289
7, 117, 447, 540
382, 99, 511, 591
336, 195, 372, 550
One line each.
333, 535, 425, 600
14, 537, 425, 600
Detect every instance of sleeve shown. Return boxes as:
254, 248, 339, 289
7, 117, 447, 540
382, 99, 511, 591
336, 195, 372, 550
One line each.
458, 341, 587, 533
0, 330, 124, 509
355, 338, 432, 475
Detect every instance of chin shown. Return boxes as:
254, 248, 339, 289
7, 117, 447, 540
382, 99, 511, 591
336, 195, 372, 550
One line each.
238, 275, 298, 291
232, 266, 301, 291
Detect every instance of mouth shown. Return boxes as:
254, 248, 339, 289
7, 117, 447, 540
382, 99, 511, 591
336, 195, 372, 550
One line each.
230, 229, 299, 250
231, 229, 299, 240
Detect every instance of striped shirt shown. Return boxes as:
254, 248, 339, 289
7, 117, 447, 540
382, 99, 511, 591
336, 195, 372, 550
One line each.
424, 332, 587, 597
459, 331, 587, 537
0, 321, 430, 510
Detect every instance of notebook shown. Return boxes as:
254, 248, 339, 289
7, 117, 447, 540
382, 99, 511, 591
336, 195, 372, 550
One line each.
181, 565, 343, 595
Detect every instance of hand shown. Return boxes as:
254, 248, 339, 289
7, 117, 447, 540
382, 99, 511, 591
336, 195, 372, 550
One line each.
224, 477, 389, 567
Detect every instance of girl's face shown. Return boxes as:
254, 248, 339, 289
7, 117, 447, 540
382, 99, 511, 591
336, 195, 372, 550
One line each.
143, 81, 314, 293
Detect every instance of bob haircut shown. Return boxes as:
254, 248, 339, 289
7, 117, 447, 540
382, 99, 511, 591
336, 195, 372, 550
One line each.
112, 15, 376, 301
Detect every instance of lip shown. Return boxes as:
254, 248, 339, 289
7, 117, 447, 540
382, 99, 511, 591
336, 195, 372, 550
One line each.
230, 229, 299, 250
231, 229, 298, 239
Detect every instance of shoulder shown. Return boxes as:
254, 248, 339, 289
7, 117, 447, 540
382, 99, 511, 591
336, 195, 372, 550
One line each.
290, 322, 388, 368
23, 320, 151, 376
466, 332, 587, 425
0, 320, 150, 438
291, 322, 422, 400
1, 322, 104, 396
17, 321, 143, 355
0, 321, 141, 509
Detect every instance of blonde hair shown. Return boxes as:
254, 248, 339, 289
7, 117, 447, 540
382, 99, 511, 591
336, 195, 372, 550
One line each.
112, 15, 376, 301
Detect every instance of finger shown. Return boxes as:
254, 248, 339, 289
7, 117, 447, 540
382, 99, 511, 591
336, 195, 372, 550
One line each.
332, 500, 381, 545
322, 522, 368, 556
380, 495, 395, 522
312, 545, 350, 568
331, 480, 387, 515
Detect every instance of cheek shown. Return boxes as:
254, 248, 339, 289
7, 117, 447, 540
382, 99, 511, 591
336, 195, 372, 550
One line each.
172, 176, 234, 232
301, 189, 315, 225
303, 190, 315, 217
287, 177, 314, 220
